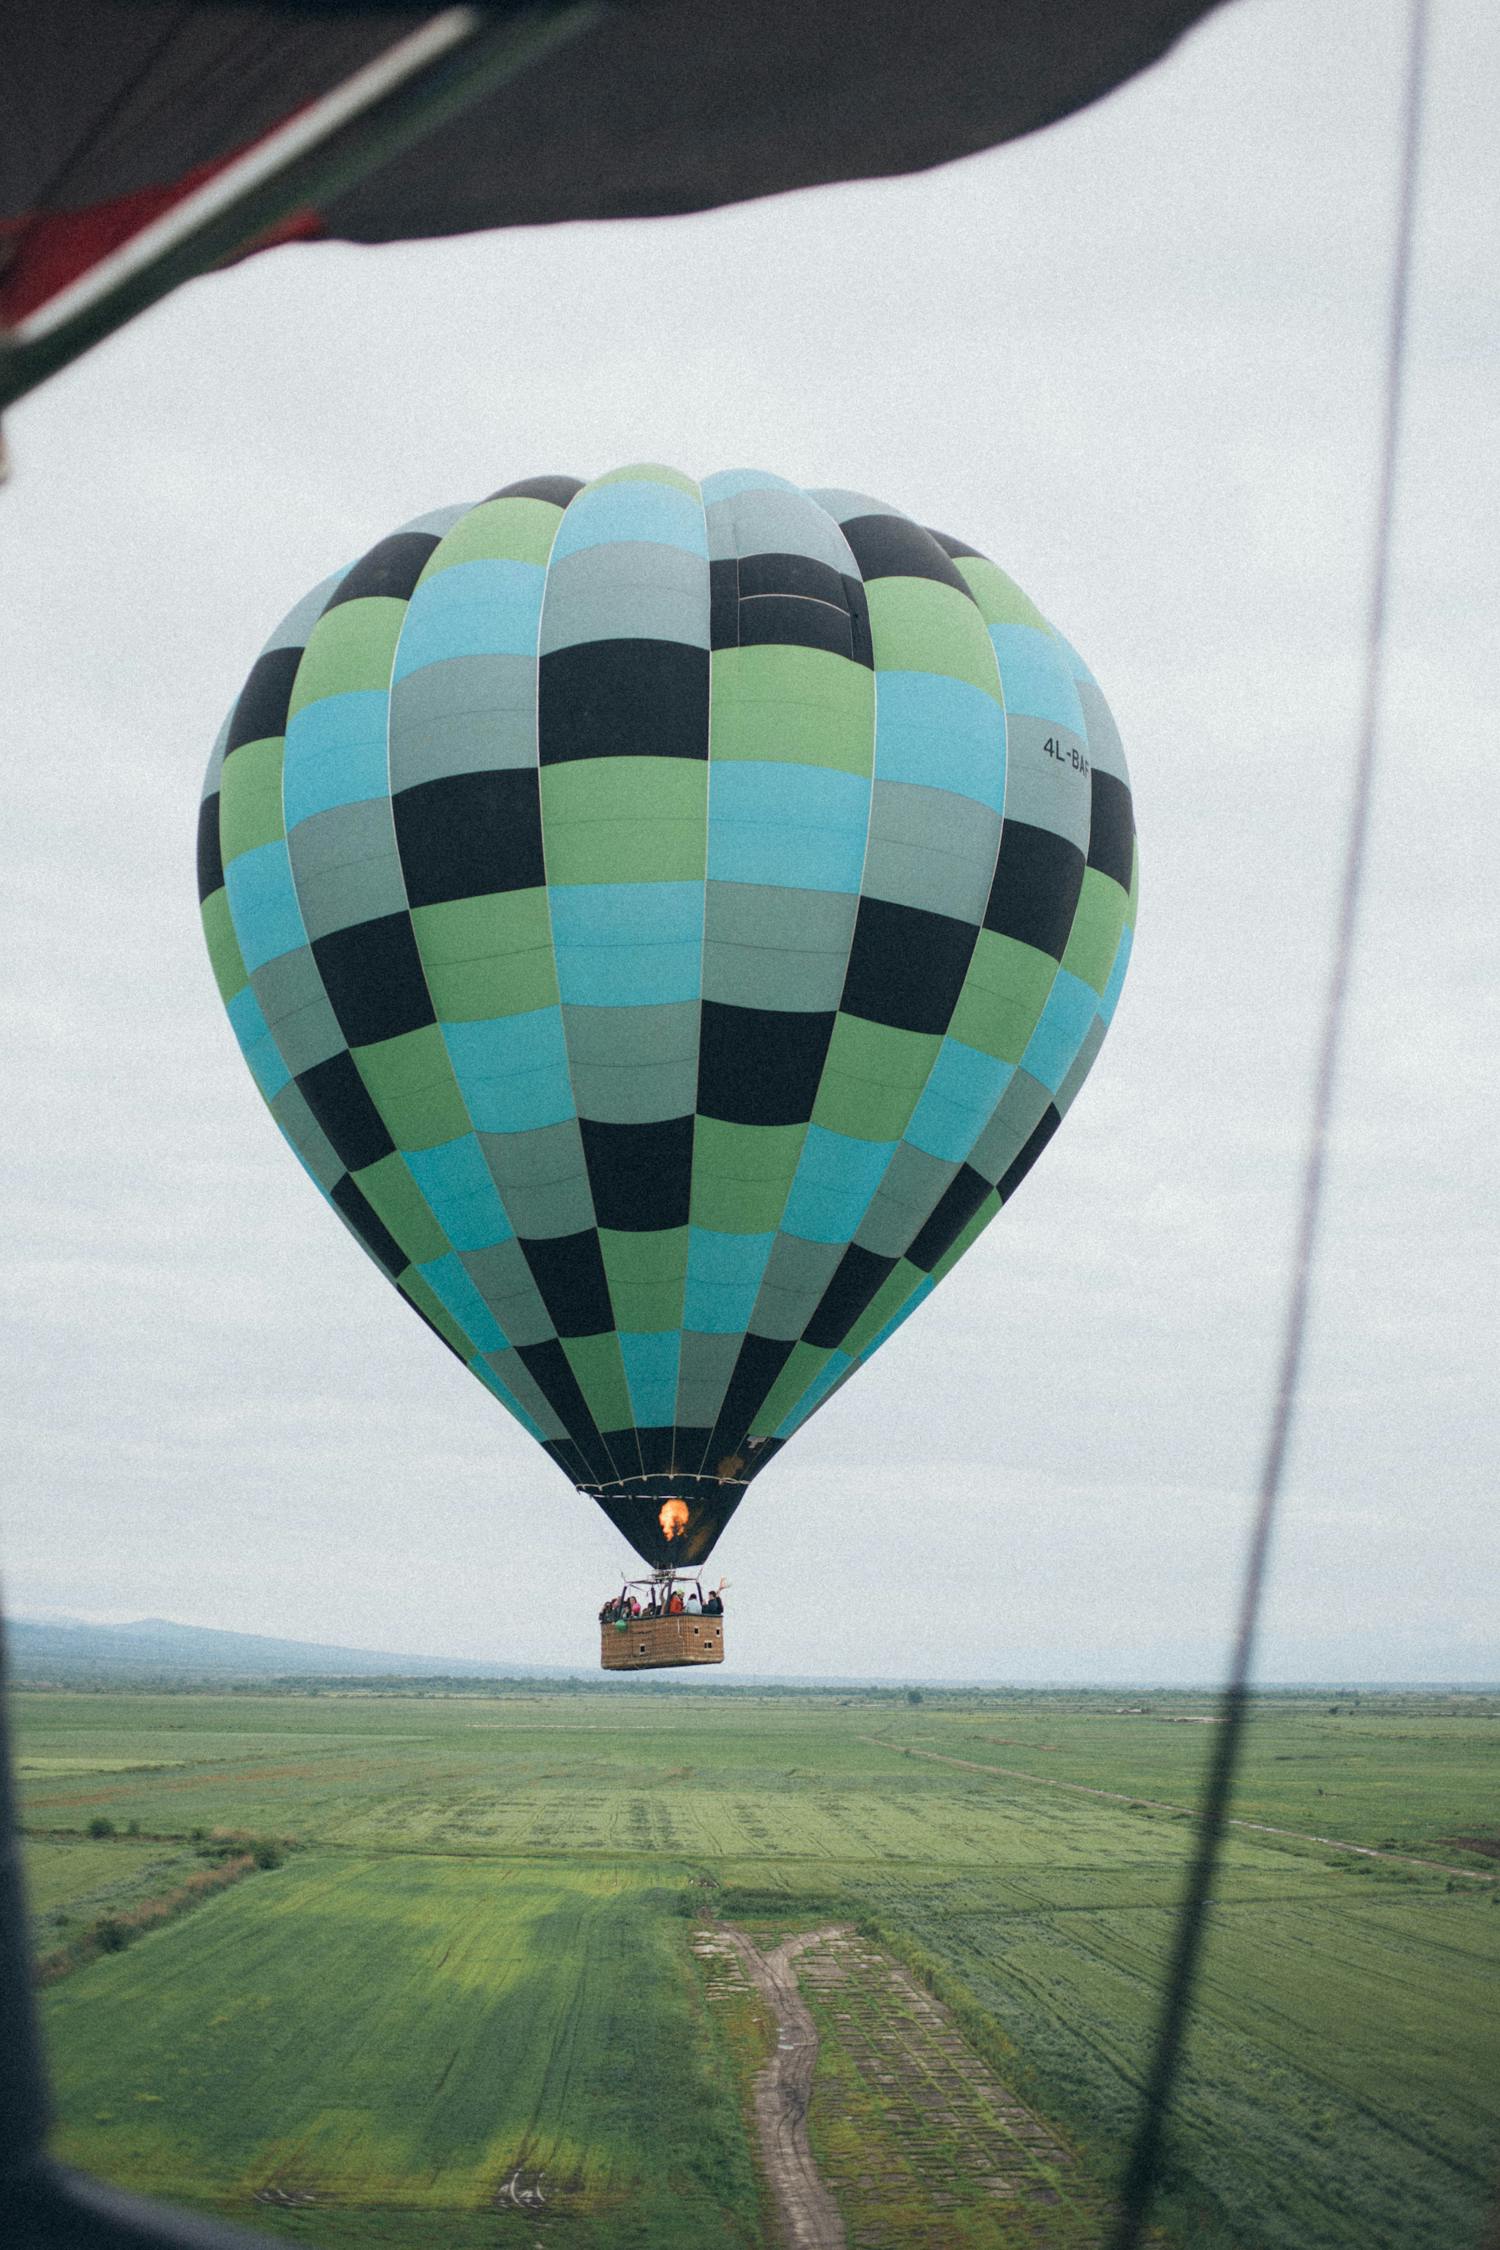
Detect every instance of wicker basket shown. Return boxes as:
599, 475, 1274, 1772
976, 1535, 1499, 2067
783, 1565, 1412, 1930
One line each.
600, 1612, 725, 1671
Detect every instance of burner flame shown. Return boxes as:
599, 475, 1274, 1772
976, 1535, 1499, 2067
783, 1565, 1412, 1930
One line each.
658, 1498, 690, 1543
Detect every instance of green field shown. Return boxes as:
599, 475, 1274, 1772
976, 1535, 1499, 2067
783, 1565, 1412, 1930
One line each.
38, 1855, 761, 2249
14, 1685, 1499, 2249
25, 1835, 179, 1916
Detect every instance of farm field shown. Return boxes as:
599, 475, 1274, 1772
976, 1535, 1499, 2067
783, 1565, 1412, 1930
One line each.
37, 1852, 762, 2249
14, 1684, 1500, 2250
25, 1834, 183, 1917
886, 1694, 1500, 1870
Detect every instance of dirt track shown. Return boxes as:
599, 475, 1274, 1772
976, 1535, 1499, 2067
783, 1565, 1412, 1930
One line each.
720, 1924, 849, 2250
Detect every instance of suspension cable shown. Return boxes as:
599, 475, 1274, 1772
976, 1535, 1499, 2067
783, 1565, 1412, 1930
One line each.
1104, 5, 1430, 2242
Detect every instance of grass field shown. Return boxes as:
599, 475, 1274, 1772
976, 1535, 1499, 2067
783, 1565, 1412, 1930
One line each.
25, 1835, 181, 1915
890, 1695, 1500, 1870
39, 1853, 763, 2248
14, 1684, 1499, 2249
23, 1831, 235, 1967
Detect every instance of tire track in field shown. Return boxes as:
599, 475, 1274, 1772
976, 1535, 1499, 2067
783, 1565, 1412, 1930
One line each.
718, 1925, 849, 2250
1027, 1887, 1493, 2183
859, 1738, 1498, 1881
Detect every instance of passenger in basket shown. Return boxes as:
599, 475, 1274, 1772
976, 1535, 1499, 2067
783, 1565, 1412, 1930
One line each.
702, 1587, 723, 1616
683, 1584, 703, 1614
667, 1588, 685, 1615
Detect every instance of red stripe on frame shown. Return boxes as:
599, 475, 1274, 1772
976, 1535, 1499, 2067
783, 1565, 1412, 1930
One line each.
2, 149, 324, 327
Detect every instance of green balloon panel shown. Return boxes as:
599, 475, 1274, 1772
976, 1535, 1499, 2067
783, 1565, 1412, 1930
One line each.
199, 467, 1136, 1565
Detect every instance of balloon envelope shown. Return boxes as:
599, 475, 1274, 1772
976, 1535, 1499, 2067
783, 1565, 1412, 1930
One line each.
5, 2, 1222, 326
199, 467, 1135, 1564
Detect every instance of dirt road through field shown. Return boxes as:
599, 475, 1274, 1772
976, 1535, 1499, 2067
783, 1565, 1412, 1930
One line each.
720, 1924, 848, 2250
861, 1737, 1498, 1880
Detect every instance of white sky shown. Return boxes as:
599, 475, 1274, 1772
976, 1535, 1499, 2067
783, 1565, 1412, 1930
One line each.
2, 0, 1496, 1684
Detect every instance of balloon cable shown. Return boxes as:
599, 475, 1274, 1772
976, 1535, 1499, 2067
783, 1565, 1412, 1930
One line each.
1103, 4, 1429, 2243
19, 6, 194, 218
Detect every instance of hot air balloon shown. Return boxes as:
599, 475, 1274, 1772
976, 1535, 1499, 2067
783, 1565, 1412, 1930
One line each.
198, 465, 1135, 1657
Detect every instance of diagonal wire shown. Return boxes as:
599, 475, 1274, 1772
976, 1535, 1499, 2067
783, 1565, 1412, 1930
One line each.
18, 5, 197, 216
1103, 4, 1430, 2244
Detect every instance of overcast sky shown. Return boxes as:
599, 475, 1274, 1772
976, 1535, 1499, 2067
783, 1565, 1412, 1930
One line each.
2, 0, 1495, 1685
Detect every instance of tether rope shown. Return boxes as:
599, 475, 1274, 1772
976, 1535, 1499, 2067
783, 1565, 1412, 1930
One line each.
1103, 4, 1430, 2243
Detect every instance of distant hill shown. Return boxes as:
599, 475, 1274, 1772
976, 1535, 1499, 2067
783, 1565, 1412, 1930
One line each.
9, 1615, 1491, 1693
6, 1615, 568, 1683
4, 1617, 921, 1694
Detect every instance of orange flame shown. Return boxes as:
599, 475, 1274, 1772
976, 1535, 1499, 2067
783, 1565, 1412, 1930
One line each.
659, 1498, 689, 1543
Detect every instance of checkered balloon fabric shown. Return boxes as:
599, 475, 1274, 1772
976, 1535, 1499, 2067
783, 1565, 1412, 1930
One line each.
199, 467, 1136, 1566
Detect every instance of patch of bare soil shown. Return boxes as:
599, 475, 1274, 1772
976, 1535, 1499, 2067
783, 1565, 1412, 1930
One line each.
795, 1931, 1104, 2246
493, 2164, 549, 2211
